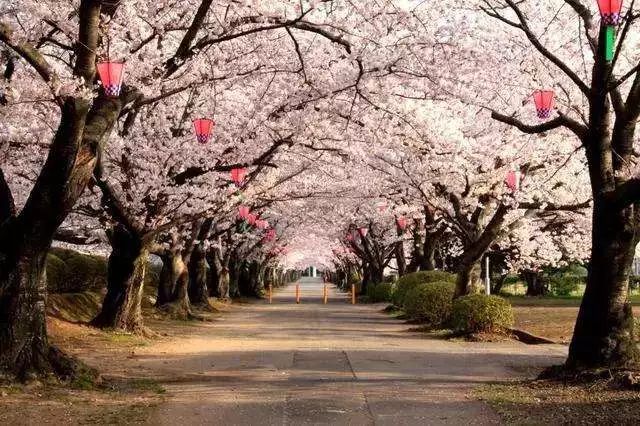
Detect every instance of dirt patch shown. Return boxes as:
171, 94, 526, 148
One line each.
476, 379, 640, 424
1, 296, 234, 425
513, 306, 640, 344
513, 307, 578, 343
0, 380, 163, 425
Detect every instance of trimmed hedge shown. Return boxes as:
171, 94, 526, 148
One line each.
404, 281, 456, 326
366, 282, 394, 303
451, 294, 514, 334
392, 270, 456, 307
46, 248, 107, 293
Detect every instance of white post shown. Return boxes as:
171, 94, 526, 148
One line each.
485, 256, 491, 295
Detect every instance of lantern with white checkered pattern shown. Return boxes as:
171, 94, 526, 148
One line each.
533, 90, 554, 119
192, 118, 215, 144
96, 61, 125, 97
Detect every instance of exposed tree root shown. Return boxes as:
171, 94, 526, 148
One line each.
539, 364, 640, 390
1, 345, 99, 385
190, 298, 219, 313
156, 302, 213, 322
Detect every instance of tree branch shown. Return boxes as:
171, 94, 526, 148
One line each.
490, 110, 587, 140
501, 0, 590, 95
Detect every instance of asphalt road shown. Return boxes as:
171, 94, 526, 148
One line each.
144, 277, 566, 425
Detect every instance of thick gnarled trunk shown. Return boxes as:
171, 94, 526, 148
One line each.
567, 201, 640, 368
421, 238, 437, 271
455, 260, 482, 297
92, 225, 147, 333
0, 246, 51, 379
523, 270, 547, 296
188, 243, 209, 306
156, 249, 191, 317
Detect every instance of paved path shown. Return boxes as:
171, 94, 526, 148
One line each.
142, 277, 566, 425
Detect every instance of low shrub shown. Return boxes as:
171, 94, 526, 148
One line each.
367, 282, 394, 303
548, 275, 583, 297
404, 281, 456, 326
451, 294, 514, 334
392, 270, 456, 307
383, 274, 397, 284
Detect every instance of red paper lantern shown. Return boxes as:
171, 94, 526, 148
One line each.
231, 168, 247, 186
533, 90, 554, 119
247, 213, 257, 226
358, 227, 368, 237
96, 61, 125, 97
598, 0, 624, 25
238, 206, 250, 220
505, 170, 522, 191
346, 233, 354, 242
396, 216, 408, 231
193, 118, 215, 144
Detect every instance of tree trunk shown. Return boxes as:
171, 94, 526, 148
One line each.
92, 225, 147, 333
455, 260, 482, 298
395, 239, 407, 277
567, 201, 640, 368
156, 252, 174, 306
0, 245, 54, 379
371, 263, 384, 285
246, 261, 264, 297
361, 263, 371, 295
421, 237, 437, 271
491, 274, 507, 295
0, 99, 95, 379
218, 268, 230, 299
407, 226, 423, 273
156, 249, 191, 318
188, 243, 209, 306
523, 270, 547, 296
238, 261, 253, 296
229, 255, 240, 297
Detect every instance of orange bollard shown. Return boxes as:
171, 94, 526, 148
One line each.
296, 284, 300, 304
351, 284, 356, 305
323, 284, 328, 304
268, 284, 272, 304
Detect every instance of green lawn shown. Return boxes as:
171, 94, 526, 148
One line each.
504, 294, 640, 307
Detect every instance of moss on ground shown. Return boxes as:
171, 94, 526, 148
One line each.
476, 380, 640, 424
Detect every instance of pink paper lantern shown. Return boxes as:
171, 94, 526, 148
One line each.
505, 170, 522, 191
193, 118, 215, 144
96, 61, 125, 97
396, 216, 408, 231
533, 90, 554, 119
598, 0, 624, 25
231, 168, 247, 186
238, 206, 250, 220
358, 227, 368, 237
247, 213, 257, 226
